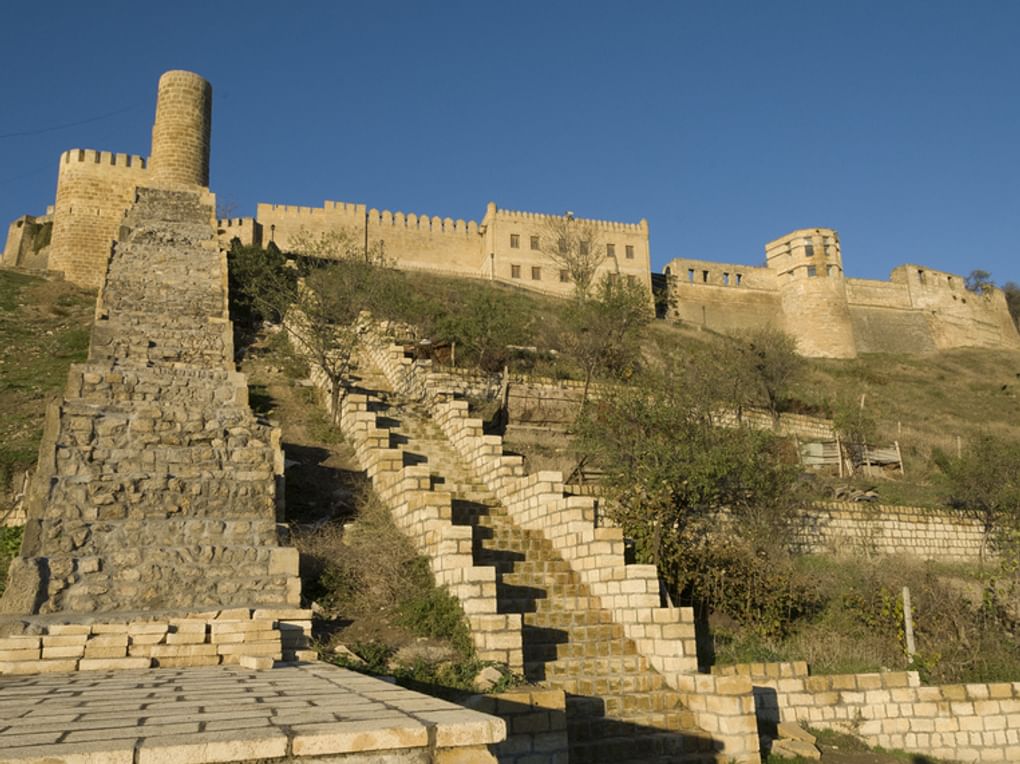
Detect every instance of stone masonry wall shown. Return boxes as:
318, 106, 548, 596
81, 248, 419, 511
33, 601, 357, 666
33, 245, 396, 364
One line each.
663, 233, 1020, 357
464, 687, 569, 764
793, 502, 990, 562
713, 662, 1020, 762
0, 187, 302, 631
47, 149, 149, 289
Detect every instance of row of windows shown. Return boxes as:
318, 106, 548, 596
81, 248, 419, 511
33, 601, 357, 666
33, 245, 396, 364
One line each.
918, 269, 956, 288
801, 264, 841, 277
686, 268, 744, 286
509, 265, 639, 285
508, 234, 635, 259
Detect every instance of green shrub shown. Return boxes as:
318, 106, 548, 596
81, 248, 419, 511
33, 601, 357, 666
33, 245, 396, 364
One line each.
0, 526, 24, 597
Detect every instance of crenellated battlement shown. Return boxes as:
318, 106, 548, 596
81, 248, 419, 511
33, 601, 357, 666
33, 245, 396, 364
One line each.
493, 205, 647, 233
368, 208, 480, 237
217, 217, 255, 228
891, 263, 967, 292
59, 149, 148, 171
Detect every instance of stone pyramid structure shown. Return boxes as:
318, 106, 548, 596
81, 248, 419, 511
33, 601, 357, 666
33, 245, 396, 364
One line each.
0, 72, 307, 675
0, 186, 298, 617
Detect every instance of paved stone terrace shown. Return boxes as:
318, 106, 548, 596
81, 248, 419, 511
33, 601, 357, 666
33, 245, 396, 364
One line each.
0, 663, 505, 763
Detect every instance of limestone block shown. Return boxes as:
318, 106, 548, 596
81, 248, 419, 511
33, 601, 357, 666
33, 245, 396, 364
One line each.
0, 658, 78, 674
78, 657, 152, 671
239, 655, 274, 670
290, 719, 429, 756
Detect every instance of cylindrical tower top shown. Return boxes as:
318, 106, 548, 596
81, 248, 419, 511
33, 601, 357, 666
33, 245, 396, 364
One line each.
148, 70, 212, 187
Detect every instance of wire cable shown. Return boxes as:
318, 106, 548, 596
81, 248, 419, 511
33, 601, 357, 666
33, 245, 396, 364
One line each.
0, 105, 142, 140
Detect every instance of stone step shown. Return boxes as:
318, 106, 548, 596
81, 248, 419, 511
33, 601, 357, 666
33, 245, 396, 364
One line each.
526, 654, 652, 678
568, 730, 716, 764
566, 692, 691, 724
35, 517, 280, 554
549, 672, 669, 696
501, 570, 583, 589
13, 547, 296, 615
49, 480, 278, 513
523, 609, 612, 628
72, 371, 245, 408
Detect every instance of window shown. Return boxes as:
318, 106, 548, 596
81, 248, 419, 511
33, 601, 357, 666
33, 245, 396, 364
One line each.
626, 275, 637, 285
806, 265, 817, 277
607, 243, 615, 258
625, 245, 634, 259
558, 238, 567, 254
735, 273, 743, 286
559, 269, 569, 283
688, 268, 695, 283
511, 264, 520, 279
702, 270, 709, 283
579, 241, 589, 256
510, 234, 519, 249
530, 235, 539, 250
607, 272, 619, 283
827, 265, 834, 276
804, 243, 814, 258
531, 266, 541, 280
917, 269, 926, 285
722, 272, 730, 286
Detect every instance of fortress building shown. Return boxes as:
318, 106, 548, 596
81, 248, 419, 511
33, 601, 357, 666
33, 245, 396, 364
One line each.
2, 80, 1018, 358
665, 228, 1020, 358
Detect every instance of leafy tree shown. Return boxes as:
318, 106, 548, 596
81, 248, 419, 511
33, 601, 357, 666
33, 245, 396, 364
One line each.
1003, 282, 1020, 329
935, 435, 1020, 558
288, 226, 380, 264
228, 236, 396, 421
539, 215, 607, 300
965, 269, 994, 295
737, 328, 805, 423
432, 289, 533, 372
576, 356, 806, 633
561, 274, 652, 410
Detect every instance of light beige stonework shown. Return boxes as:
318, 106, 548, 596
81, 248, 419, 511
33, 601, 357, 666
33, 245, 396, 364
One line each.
666, 227, 1020, 358
248, 199, 653, 301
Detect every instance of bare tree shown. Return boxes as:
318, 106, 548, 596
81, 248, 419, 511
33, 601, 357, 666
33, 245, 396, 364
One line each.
287, 226, 384, 265
538, 214, 609, 300
229, 231, 387, 422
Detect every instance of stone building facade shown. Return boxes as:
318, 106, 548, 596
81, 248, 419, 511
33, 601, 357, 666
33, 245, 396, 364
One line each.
241, 199, 653, 298
665, 228, 1020, 358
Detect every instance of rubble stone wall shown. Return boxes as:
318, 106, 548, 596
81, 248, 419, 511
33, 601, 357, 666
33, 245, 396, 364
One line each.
0, 187, 306, 675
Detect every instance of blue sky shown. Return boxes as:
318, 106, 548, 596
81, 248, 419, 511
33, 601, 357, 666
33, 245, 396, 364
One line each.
1, 1, 1017, 283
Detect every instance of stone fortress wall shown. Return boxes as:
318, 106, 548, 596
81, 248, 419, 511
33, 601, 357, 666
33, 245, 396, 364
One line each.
250, 199, 653, 298
4, 95, 1016, 359
47, 149, 150, 289
665, 227, 1020, 358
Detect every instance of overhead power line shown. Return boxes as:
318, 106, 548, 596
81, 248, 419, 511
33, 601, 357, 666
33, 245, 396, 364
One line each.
0, 104, 142, 140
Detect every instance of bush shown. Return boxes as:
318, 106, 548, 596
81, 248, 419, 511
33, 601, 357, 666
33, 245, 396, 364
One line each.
0, 526, 23, 597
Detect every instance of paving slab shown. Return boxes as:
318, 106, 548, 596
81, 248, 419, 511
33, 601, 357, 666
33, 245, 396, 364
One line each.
0, 663, 505, 762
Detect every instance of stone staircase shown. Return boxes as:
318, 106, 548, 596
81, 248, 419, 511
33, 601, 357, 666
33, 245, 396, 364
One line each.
347, 361, 721, 763
0, 187, 299, 618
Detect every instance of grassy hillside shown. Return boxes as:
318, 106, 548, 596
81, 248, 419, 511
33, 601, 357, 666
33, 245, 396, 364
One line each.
0, 271, 94, 510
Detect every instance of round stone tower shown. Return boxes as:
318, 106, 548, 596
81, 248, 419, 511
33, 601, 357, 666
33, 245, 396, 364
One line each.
148, 70, 212, 187
765, 228, 858, 358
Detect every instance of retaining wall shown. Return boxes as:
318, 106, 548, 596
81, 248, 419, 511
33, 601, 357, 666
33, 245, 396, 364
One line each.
794, 502, 990, 562
713, 662, 1020, 762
